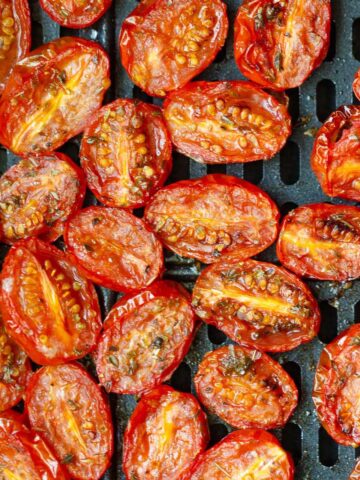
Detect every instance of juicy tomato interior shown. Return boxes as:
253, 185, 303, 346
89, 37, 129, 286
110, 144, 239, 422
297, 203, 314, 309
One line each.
354, 69, 360, 101
40, 0, 112, 28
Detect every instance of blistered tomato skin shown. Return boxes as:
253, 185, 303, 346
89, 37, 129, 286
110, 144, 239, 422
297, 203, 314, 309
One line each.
354, 69, 360, 101
40, 0, 112, 28
311, 106, 360, 202
0, 37, 110, 155
123, 386, 209, 480
145, 174, 279, 264
163, 81, 292, 164
234, 0, 331, 90
119, 0, 228, 97
26, 363, 113, 480
277, 203, 360, 281
81, 99, 172, 209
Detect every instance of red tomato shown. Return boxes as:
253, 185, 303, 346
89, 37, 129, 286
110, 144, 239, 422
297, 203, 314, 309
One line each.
64, 206, 164, 292
313, 324, 360, 447
0, 153, 85, 244
193, 257, 320, 352
26, 363, 113, 480
39, 0, 112, 28
0, 408, 26, 422
234, 0, 331, 90
0, 237, 102, 365
119, 0, 228, 97
311, 105, 360, 202
0, 37, 110, 155
350, 460, 360, 480
80, 99, 172, 209
163, 81, 291, 164
277, 203, 360, 281
145, 174, 280, 264
354, 69, 360, 101
123, 386, 209, 480
187, 429, 294, 479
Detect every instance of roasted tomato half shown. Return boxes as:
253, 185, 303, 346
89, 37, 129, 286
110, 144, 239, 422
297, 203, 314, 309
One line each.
145, 174, 279, 264
39, 0, 112, 28
123, 386, 209, 480
311, 106, 360, 202
64, 206, 163, 292
350, 460, 360, 480
192, 257, 320, 352
354, 69, 360, 101
0, 153, 86, 244
119, 0, 228, 97
277, 203, 360, 281
188, 429, 294, 479
163, 81, 291, 164
234, 0, 331, 90
0, 238, 102, 365
80, 99, 172, 209
26, 363, 113, 480
0, 37, 110, 155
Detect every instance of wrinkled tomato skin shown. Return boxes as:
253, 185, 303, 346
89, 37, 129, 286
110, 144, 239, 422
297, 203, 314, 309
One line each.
0, 409, 26, 423
80, 99, 172, 209
123, 386, 209, 480
40, 0, 112, 29
354, 69, 360, 101
187, 429, 294, 480
193, 257, 320, 352
145, 174, 279, 264
313, 324, 360, 447
277, 203, 360, 281
163, 81, 291, 164
350, 460, 360, 480
119, 0, 228, 97
26, 363, 113, 480
311, 106, 360, 202
234, 0, 331, 90
0, 37, 110, 155
0, 238, 102, 365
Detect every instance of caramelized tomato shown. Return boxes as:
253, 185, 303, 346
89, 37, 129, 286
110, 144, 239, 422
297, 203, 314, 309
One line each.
0, 37, 110, 155
350, 460, 360, 480
123, 386, 209, 480
40, 0, 112, 28
354, 68, 360, 101
80, 99, 172, 209
0, 238, 102, 365
163, 81, 291, 164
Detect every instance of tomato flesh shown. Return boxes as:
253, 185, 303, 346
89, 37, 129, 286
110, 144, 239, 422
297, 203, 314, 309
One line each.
350, 460, 360, 480
354, 69, 360, 101
40, 0, 112, 28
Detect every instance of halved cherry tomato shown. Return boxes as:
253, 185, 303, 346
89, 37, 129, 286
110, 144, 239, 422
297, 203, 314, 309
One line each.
145, 174, 279, 264
163, 81, 291, 164
0, 237, 102, 365
39, 0, 112, 28
354, 69, 360, 101
0, 37, 110, 155
64, 206, 164, 292
188, 429, 294, 479
26, 363, 113, 480
313, 324, 360, 447
123, 386, 209, 480
192, 257, 320, 352
0, 153, 86, 244
80, 99, 172, 209
277, 203, 360, 281
119, 0, 228, 97
234, 0, 331, 90
311, 106, 360, 202
96, 280, 195, 395
350, 460, 360, 480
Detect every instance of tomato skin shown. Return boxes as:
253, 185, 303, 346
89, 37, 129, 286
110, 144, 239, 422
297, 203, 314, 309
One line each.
163, 81, 291, 164
277, 203, 360, 281
313, 324, 360, 447
0, 37, 110, 155
311, 105, 360, 202
350, 460, 360, 480
40, 0, 112, 28
354, 69, 360, 101
123, 386, 209, 480
80, 99, 172, 209
234, 0, 331, 90
119, 0, 228, 97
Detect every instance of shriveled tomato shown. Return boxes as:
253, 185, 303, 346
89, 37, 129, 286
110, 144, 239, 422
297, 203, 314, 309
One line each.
40, 0, 112, 28
0, 409, 25, 422
145, 174, 279, 264
0, 153, 85, 244
0, 37, 110, 155
119, 0, 228, 97
311, 106, 360, 202
313, 324, 360, 447
0, 238, 101, 365
350, 460, 360, 480
354, 69, 360, 101
80, 99, 172, 209
234, 0, 331, 90
123, 386, 209, 480
277, 203, 360, 281
188, 429, 294, 479
26, 363, 113, 480
163, 81, 291, 164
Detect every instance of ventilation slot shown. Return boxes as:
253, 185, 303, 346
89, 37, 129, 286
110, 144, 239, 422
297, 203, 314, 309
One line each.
280, 141, 300, 185
316, 80, 336, 122
318, 301, 337, 343
319, 426, 338, 466
207, 325, 227, 345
